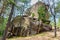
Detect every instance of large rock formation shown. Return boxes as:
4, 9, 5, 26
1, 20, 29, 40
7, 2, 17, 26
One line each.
6, 1, 52, 38
25, 1, 49, 18
7, 16, 52, 38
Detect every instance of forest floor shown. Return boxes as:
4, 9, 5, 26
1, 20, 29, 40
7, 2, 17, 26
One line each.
6, 29, 60, 40
0, 29, 60, 40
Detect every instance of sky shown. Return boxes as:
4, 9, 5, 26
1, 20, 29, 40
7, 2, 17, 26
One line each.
31, 0, 54, 6
31, 0, 44, 5
31, 0, 38, 5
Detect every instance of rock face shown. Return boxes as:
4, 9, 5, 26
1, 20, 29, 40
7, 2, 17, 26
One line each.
7, 16, 52, 38
25, 1, 49, 18
6, 1, 51, 38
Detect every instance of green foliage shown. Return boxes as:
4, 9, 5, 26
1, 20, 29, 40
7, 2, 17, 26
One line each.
7, 0, 15, 4
0, 16, 4, 24
55, 1, 60, 13
7, 0, 19, 8
31, 13, 35, 18
20, 0, 29, 3
0, 18, 8, 36
57, 17, 60, 27
38, 5, 51, 24
38, 5, 48, 20
20, 0, 27, 2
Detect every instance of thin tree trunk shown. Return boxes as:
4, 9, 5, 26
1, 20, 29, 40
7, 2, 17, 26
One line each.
53, 0, 57, 37
47, 0, 57, 37
2, 4, 14, 40
54, 15, 57, 37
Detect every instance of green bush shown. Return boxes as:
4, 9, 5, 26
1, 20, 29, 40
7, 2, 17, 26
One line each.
0, 18, 8, 36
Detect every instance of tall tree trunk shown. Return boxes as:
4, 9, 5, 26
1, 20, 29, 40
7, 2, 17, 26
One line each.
54, 15, 57, 37
53, 0, 57, 37
2, 4, 15, 40
47, 0, 57, 37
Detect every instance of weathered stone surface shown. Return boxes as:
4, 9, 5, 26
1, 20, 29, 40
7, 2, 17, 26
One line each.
6, 1, 52, 38
41, 23, 52, 31
25, 1, 49, 18
6, 16, 52, 38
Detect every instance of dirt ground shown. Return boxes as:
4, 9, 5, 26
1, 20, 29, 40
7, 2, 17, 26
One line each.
6, 30, 60, 40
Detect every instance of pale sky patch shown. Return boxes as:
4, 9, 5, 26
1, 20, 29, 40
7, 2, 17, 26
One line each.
31, 0, 38, 5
